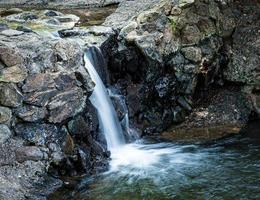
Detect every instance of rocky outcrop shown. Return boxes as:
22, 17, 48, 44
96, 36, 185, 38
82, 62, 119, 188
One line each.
0, 18, 111, 199
103, 0, 259, 138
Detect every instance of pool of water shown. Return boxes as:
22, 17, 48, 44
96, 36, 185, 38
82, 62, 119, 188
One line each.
49, 125, 260, 200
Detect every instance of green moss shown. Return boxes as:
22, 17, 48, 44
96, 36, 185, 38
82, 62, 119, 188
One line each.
168, 16, 179, 35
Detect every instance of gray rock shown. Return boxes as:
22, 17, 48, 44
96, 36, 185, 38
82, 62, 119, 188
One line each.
0, 106, 12, 124
15, 146, 45, 162
0, 124, 11, 144
48, 87, 86, 123
0, 83, 23, 107
0, 65, 27, 83
0, 29, 24, 36
15, 105, 47, 122
14, 123, 59, 146
0, 45, 24, 67
181, 46, 202, 63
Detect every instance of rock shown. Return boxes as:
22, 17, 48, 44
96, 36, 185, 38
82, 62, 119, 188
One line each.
48, 87, 86, 123
0, 45, 24, 67
0, 124, 11, 144
15, 105, 47, 122
0, 29, 24, 36
0, 8, 23, 16
177, 96, 192, 111
181, 46, 202, 63
161, 124, 242, 142
14, 123, 59, 146
54, 40, 83, 70
88, 26, 114, 36
179, 0, 195, 8
0, 106, 12, 124
0, 23, 9, 31
181, 25, 201, 44
43, 10, 62, 17
0, 65, 27, 83
16, 25, 33, 33
23, 72, 81, 107
0, 83, 23, 107
171, 6, 182, 16
15, 146, 45, 163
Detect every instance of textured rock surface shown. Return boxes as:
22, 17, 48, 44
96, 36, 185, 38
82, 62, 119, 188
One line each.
0, 14, 110, 199
104, 0, 259, 136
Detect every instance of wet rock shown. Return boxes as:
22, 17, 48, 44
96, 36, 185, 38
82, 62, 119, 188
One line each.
181, 46, 202, 63
0, 83, 23, 107
0, 106, 12, 124
0, 124, 11, 144
15, 105, 47, 122
48, 87, 86, 123
15, 146, 45, 163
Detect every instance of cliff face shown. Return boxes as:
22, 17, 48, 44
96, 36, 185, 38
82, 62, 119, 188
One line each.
104, 0, 260, 139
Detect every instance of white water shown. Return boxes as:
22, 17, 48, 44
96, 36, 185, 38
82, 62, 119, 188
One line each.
84, 52, 125, 150
84, 49, 179, 172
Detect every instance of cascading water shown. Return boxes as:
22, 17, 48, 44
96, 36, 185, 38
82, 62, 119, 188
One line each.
50, 47, 260, 200
84, 49, 125, 150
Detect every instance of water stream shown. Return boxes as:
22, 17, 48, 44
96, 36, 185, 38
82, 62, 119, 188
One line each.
50, 49, 260, 200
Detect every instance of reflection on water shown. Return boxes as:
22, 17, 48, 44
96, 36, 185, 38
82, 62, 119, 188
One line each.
50, 128, 260, 200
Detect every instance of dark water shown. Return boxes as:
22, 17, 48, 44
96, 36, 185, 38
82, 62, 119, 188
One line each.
49, 122, 260, 200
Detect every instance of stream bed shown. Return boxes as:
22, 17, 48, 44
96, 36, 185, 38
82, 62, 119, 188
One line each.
49, 121, 260, 200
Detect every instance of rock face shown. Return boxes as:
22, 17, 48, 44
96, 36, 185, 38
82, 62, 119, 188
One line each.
104, 0, 259, 137
0, 19, 110, 199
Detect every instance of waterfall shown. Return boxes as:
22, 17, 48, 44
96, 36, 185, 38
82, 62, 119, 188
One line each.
84, 48, 125, 150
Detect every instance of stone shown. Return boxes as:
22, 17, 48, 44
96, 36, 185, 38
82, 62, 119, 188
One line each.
0, 124, 11, 144
14, 123, 60, 146
171, 6, 182, 16
15, 105, 47, 122
15, 146, 44, 163
0, 45, 24, 67
0, 65, 27, 83
0, 106, 12, 124
16, 26, 33, 33
1, 29, 24, 36
179, 0, 195, 8
0, 23, 9, 31
0, 83, 23, 107
47, 87, 86, 123
181, 25, 201, 44
54, 40, 83, 70
43, 10, 62, 17
181, 46, 202, 63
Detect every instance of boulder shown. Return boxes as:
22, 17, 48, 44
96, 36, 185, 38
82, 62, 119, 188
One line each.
48, 87, 86, 123
0, 83, 23, 107
14, 123, 59, 146
0, 124, 11, 144
0, 65, 27, 83
0, 106, 12, 124
15, 105, 47, 122
15, 146, 45, 163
